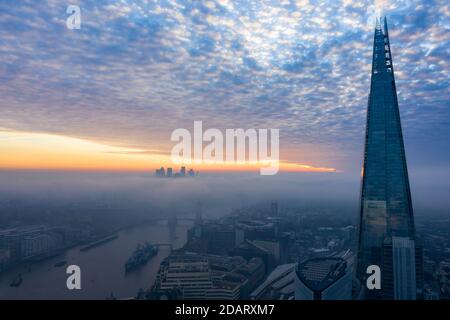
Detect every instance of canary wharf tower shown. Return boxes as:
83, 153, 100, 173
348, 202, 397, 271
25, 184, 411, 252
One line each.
356, 17, 423, 300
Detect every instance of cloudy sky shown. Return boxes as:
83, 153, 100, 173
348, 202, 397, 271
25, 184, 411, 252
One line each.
0, 0, 449, 174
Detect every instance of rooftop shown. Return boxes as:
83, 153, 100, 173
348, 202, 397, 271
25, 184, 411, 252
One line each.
296, 257, 347, 292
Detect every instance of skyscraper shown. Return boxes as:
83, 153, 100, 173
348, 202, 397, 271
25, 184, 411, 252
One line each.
356, 17, 423, 300
271, 201, 278, 217
155, 167, 165, 177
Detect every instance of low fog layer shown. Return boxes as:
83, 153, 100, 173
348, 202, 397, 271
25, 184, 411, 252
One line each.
0, 170, 447, 226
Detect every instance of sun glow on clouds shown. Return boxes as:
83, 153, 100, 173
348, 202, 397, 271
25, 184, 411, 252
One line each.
0, 130, 336, 173
0, 0, 449, 173
0, 130, 168, 171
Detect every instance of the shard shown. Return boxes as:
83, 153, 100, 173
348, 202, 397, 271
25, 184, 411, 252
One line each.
356, 17, 423, 300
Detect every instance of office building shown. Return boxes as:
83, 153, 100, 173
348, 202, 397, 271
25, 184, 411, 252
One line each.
153, 253, 264, 300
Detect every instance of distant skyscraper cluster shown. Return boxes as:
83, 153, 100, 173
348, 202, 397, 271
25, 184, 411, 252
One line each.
155, 166, 198, 178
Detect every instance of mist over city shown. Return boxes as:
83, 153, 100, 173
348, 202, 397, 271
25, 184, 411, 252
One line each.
1, 169, 448, 224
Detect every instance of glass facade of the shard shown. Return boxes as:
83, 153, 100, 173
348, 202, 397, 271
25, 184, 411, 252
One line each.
356, 18, 423, 300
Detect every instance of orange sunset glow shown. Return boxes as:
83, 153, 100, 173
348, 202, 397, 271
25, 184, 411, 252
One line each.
0, 130, 337, 173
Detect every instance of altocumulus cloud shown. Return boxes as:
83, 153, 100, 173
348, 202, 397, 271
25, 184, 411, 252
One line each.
0, 0, 449, 172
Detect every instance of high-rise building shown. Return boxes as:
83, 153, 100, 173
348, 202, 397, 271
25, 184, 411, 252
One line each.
166, 167, 173, 177
155, 167, 165, 177
180, 166, 186, 176
356, 17, 423, 300
271, 201, 278, 217
294, 258, 352, 300
195, 202, 203, 225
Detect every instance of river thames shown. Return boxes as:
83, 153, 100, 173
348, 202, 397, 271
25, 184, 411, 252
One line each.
0, 220, 192, 300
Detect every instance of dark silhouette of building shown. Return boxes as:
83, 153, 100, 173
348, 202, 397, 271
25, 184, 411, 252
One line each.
155, 166, 198, 178
230, 240, 274, 274
155, 167, 165, 177
271, 201, 278, 217
356, 17, 423, 300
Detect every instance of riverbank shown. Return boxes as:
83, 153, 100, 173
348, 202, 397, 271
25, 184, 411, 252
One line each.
0, 220, 193, 299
